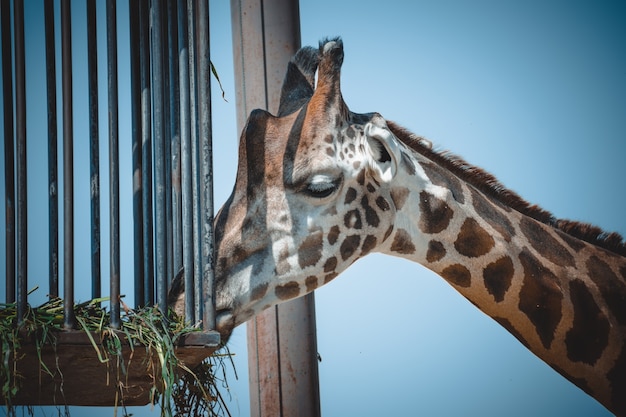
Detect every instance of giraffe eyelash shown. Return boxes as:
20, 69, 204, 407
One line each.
303, 175, 343, 199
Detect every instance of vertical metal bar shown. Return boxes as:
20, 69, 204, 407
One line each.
129, 0, 144, 308
151, 0, 167, 314
178, 0, 195, 323
14, 0, 27, 321
44, 0, 59, 298
1, 0, 15, 304
107, 0, 121, 329
168, 0, 182, 277
86, 0, 101, 300
187, 0, 201, 322
194, 0, 215, 331
61, 0, 76, 329
231, 0, 321, 415
139, 0, 154, 306
162, 0, 174, 287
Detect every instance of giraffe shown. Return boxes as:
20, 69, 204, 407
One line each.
171, 38, 626, 415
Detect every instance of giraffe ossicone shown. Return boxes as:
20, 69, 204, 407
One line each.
171, 38, 626, 416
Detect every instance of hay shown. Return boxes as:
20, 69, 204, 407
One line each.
0, 289, 233, 417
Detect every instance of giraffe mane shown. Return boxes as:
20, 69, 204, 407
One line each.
386, 121, 626, 257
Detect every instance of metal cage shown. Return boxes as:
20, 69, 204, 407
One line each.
1, 0, 218, 406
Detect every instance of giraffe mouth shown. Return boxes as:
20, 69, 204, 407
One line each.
215, 309, 235, 343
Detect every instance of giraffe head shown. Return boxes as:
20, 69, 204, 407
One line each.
213, 38, 420, 340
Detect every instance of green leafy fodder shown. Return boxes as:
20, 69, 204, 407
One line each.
0, 292, 232, 417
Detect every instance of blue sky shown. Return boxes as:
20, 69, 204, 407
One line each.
1, 1, 625, 416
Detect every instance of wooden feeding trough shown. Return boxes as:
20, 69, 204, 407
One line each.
2, 329, 220, 406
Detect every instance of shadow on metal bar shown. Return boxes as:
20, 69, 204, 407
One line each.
1, 0, 219, 406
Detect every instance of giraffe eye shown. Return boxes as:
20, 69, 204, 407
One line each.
304, 176, 342, 199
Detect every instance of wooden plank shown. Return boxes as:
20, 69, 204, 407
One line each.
1, 330, 220, 406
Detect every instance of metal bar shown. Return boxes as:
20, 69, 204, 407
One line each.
14, 0, 27, 322
194, 0, 215, 331
44, 0, 59, 298
61, 0, 76, 329
168, 0, 182, 278
139, 0, 154, 306
1, 0, 15, 304
107, 0, 121, 329
151, 0, 167, 314
178, 0, 195, 323
129, 0, 144, 308
187, 0, 201, 323
162, 0, 174, 286
231, 0, 321, 415
86, 0, 102, 300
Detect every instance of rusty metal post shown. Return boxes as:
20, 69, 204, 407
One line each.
194, 0, 216, 332
230, 1, 322, 416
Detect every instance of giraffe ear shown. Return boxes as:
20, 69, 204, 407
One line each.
278, 46, 320, 117
364, 123, 399, 183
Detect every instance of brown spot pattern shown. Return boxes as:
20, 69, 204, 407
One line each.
419, 191, 453, 234
305, 276, 318, 292
422, 161, 465, 204
298, 230, 324, 269
344, 209, 362, 229
586, 255, 626, 325
520, 217, 575, 268
383, 225, 394, 241
324, 272, 339, 284
275, 281, 300, 300
518, 249, 563, 349
323, 256, 337, 273
454, 218, 495, 258
345, 187, 357, 204
361, 195, 380, 227
356, 170, 366, 185
441, 264, 471, 287
390, 187, 409, 210
556, 229, 587, 252
328, 225, 340, 245
607, 345, 626, 415
340, 235, 361, 261
375, 196, 390, 212
361, 235, 377, 255
483, 256, 514, 302
250, 282, 269, 302
426, 240, 446, 263
390, 229, 416, 255
565, 279, 609, 365
276, 244, 291, 275
469, 188, 515, 242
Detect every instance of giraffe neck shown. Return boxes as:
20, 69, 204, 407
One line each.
380, 142, 626, 415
